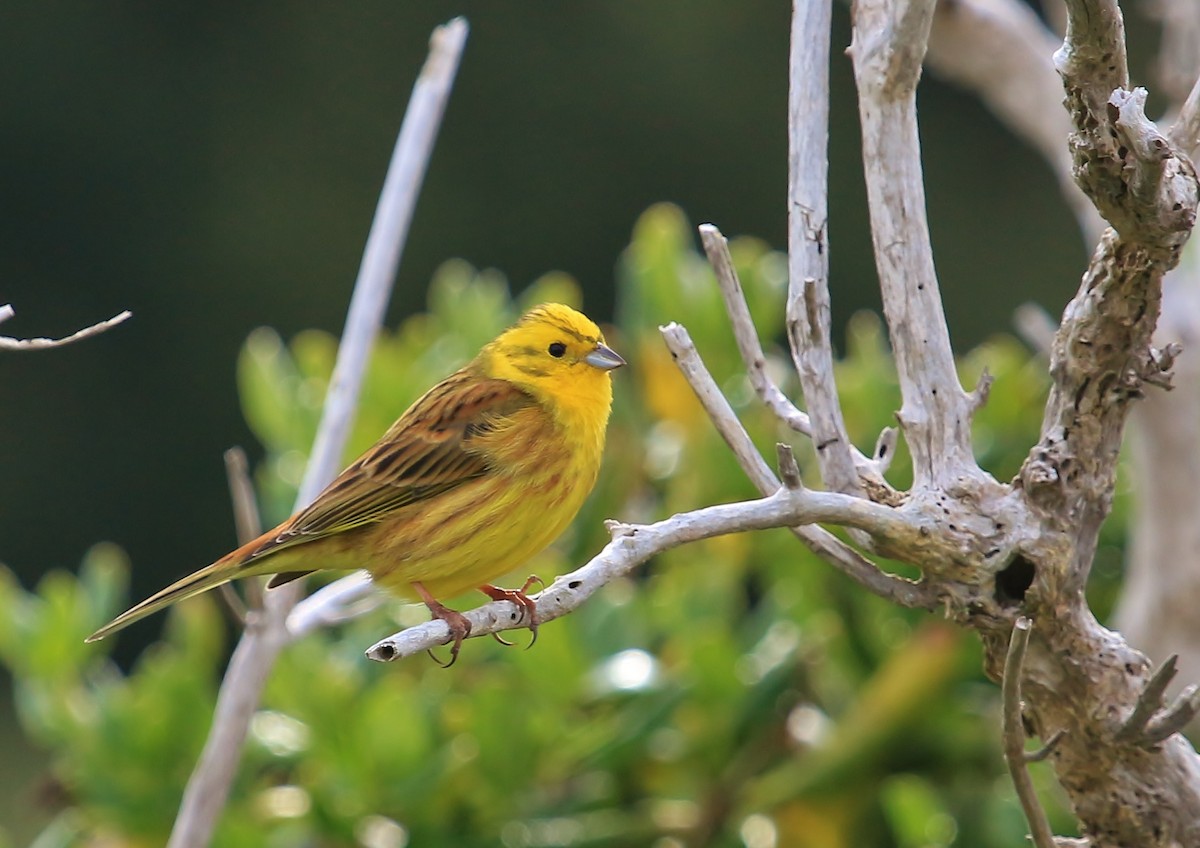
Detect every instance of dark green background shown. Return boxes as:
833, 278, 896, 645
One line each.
1, 2, 1088, 632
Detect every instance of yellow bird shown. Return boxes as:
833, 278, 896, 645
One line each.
87, 303, 624, 662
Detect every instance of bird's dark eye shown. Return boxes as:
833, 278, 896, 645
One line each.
548, 342, 567, 358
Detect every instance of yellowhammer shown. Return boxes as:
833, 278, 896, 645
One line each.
87, 303, 624, 662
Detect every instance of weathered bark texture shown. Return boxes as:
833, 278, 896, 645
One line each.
714, 0, 1200, 844
1111, 0, 1200, 720
337, 2, 1200, 844
1116, 251, 1200, 707
924, 0, 1200, 746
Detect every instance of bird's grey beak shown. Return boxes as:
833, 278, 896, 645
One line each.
585, 342, 626, 371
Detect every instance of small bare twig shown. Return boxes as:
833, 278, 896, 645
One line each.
969, 367, 994, 413
776, 444, 804, 491
786, 0, 861, 496
0, 307, 131, 351
661, 322, 934, 610
698, 224, 811, 437
167, 19, 469, 848
1110, 89, 1180, 224
1025, 729, 1067, 764
700, 223, 890, 491
223, 448, 264, 547
1117, 655, 1200, 747
216, 447, 264, 624
1144, 686, 1200, 745
1117, 654, 1180, 742
1002, 618, 1059, 848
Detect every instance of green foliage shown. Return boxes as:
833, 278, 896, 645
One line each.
2, 203, 1111, 846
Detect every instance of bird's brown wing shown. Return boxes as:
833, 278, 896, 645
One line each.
249, 371, 534, 567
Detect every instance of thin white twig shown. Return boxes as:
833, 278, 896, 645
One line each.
216, 447, 263, 624
288, 571, 381, 638
701, 222, 896, 491
0, 308, 131, 351
167, 18, 469, 848
1002, 617, 1059, 848
223, 447, 264, 547
368, 480, 921, 661
786, 0, 861, 496
661, 322, 933, 609
698, 224, 812, 437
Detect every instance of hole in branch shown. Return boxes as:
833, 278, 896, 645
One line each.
995, 556, 1036, 607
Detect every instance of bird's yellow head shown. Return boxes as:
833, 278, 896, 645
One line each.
479, 303, 625, 425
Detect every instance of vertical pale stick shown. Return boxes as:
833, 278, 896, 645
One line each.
166, 18, 469, 848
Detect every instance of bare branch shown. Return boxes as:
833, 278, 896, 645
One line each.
969, 367, 993, 413
1116, 655, 1200, 747
698, 223, 811, 437
776, 443, 804, 491
0, 308, 131, 351
849, 0, 976, 485
222, 447, 265, 614
1052, 0, 1198, 246
1144, 686, 1200, 745
1018, 0, 1198, 596
368, 480, 924, 662
660, 322, 934, 610
787, 0, 861, 496
223, 448, 264, 547
167, 18, 469, 848
1024, 729, 1067, 764
1117, 256, 1200, 719
700, 223, 892, 494
216, 447, 264, 624
1001, 618, 1058, 848
1110, 89, 1194, 238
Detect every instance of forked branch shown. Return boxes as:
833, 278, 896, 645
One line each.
660, 322, 933, 609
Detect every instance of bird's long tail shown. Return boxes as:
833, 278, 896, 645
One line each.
85, 538, 279, 643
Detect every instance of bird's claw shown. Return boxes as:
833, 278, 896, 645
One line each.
480, 575, 542, 649
413, 580, 472, 668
